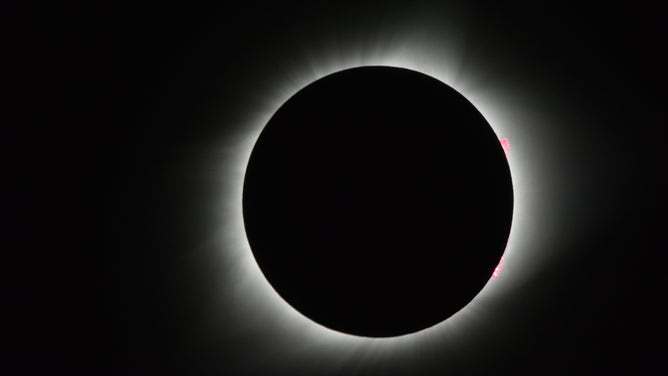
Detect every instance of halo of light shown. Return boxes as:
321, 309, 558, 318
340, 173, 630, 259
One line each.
203, 22, 562, 368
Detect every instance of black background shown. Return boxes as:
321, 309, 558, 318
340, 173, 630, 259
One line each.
16, 1, 667, 374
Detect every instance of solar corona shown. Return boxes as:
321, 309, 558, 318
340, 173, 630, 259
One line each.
211, 23, 559, 360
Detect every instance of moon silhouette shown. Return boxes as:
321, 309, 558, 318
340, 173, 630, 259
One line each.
242, 66, 513, 337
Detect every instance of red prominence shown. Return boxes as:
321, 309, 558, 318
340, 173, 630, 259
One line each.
499, 137, 510, 156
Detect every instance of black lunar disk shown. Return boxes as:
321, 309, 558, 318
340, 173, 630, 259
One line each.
242, 66, 513, 337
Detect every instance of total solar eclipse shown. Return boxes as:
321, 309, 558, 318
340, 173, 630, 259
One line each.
242, 66, 513, 337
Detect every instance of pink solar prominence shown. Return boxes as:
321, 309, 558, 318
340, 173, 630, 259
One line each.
492, 256, 504, 279
493, 137, 510, 279
499, 137, 510, 156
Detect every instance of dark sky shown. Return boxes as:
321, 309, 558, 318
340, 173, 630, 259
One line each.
17, 1, 667, 374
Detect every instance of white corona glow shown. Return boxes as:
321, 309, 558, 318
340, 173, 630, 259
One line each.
205, 19, 561, 367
